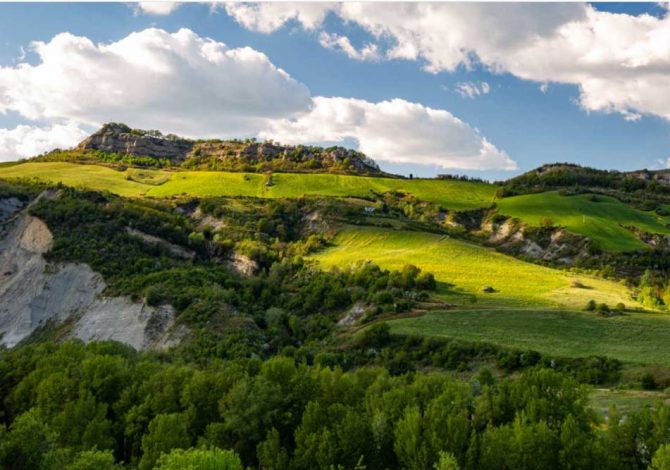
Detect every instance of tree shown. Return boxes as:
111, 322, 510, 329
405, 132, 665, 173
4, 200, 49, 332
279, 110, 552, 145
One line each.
0, 408, 55, 470
140, 413, 191, 470
154, 447, 243, 470
257, 428, 289, 470
434, 451, 460, 470
66, 449, 118, 470
394, 406, 430, 470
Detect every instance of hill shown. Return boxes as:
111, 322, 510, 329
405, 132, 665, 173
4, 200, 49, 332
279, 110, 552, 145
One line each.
310, 225, 637, 309
40, 122, 385, 175
0, 161, 497, 210
497, 191, 670, 252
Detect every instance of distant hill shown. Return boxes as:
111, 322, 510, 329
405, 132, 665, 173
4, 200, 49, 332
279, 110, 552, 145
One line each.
501, 163, 670, 198
37, 122, 386, 176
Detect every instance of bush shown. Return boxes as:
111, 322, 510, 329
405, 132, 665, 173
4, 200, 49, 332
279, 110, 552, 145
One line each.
585, 300, 597, 311
596, 303, 610, 314
642, 373, 658, 390
357, 323, 391, 349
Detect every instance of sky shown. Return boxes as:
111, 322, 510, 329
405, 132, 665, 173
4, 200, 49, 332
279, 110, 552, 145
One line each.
1, 2, 670, 179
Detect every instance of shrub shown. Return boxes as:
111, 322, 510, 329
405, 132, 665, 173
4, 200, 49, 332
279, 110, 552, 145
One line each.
596, 303, 610, 314
642, 373, 658, 390
585, 300, 597, 311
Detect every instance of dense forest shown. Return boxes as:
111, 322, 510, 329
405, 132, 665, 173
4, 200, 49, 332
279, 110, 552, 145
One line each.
1, 341, 670, 470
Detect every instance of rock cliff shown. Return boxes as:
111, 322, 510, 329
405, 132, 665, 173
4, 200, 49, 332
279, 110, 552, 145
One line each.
75, 123, 382, 174
0, 192, 184, 350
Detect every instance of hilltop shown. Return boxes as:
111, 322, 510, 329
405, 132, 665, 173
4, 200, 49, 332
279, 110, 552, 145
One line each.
501, 162, 670, 205
38, 122, 385, 176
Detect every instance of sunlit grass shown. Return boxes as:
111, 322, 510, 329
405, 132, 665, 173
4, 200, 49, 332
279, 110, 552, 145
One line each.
310, 225, 638, 309
498, 191, 670, 251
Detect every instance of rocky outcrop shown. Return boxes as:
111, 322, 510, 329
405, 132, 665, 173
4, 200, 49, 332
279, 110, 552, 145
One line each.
227, 253, 258, 277
75, 123, 382, 174
625, 225, 670, 250
480, 217, 592, 263
77, 123, 194, 162
0, 201, 184, 350
445, 208, 593, 264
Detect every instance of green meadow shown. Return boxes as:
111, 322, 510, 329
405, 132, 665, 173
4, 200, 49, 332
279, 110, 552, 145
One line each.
310, 225, 638, 309
497, 191, 670, 251
0, 162, 153, 197
148, 170, 496, 210
0, 162, 496, 210
388, 308, 670, 366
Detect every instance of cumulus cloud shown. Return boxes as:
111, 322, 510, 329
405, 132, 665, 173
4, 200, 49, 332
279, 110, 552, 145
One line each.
455, 81, 490, 99
260, 97, 516, 170
226, 2, 670, 123
224, 2, 333, 33
0, 27, 514, 170
135, 2, 180, 16
0, 28, 312, 137
0, 122, 88, 162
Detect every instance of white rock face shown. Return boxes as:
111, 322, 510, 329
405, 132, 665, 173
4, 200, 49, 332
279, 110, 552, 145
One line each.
0, 207, 183, 349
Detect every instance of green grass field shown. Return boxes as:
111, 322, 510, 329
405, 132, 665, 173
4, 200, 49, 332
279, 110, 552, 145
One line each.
310, 225, 638, 309
388, 309, 670, 366
148, 171, 496, 210
589, 389, 670, 418
0, 162, 154, 197
0, 162, 496, 210
498, 191, 670, 251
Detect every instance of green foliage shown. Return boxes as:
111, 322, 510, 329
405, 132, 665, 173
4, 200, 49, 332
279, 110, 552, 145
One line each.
140, 413, 191, 470
0, 340, 666, 470
66, 449, 118, 470
651, 444, 670, 470
154, 447, 242, 470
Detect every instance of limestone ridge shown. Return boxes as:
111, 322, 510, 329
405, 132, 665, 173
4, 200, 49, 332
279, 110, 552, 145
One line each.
77, 123, 193, 162
76, 122, 383, 175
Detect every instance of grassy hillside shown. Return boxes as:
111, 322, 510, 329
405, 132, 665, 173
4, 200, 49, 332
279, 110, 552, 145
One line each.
0, 162, 152, 197
498, 191, 670, 251
147, 171, 496, 210
0, 161, 496, 210
388, 309, 670, 366
310, 225, 638, 309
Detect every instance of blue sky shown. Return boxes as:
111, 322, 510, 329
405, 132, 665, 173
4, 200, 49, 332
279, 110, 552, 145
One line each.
0, 2, 670, 180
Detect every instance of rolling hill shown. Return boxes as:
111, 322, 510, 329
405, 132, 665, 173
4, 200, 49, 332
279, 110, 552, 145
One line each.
0, 161, 497, 210
310, 225, 637, 309
497, 191, 670, 251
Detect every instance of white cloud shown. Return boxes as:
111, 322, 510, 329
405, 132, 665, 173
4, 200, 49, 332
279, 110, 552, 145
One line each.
0, 28, 312, 137
135, 2, 180, 16
318, 32, 379, 61
260, 97, 516, 170
224, 2, 333, 33
226, 3, 670, 123
455, 81, 490, 99
0, 27, 514, 170
0, 122, 88, 162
